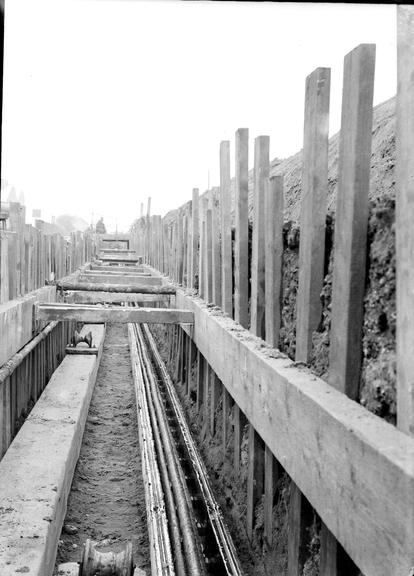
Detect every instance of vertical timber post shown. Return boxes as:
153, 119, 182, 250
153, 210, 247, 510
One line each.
289, 66, 331, 576
322, 45, 375, 576
263, 174, 284, 545
191, 188, 199, 290
233, 127, 249, 471
396, 6, 414, 436
247, 135, 269, 539
220, 141, 233, 453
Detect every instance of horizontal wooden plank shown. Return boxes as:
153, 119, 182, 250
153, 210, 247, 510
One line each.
90, 264, 146, 273
99, 233, 131, 242
58, 280, 175, 295
37, 303, 194, 324
65, 290, 171, 304
85, 269, 151, 277
79, 274, 162, 286
98, 254, 139, 262
99, 249, 136, 253
65, 346, 99, 355
175, 290, 414, 576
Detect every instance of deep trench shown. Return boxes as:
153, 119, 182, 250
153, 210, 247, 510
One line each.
55, 323, 150, 572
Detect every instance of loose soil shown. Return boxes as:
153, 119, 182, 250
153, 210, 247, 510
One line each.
55, 323, 150, 572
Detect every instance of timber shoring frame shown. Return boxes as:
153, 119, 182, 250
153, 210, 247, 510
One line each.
175, 289, 414, 576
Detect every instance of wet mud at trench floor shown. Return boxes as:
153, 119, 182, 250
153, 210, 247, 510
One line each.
55, 323, 150, 572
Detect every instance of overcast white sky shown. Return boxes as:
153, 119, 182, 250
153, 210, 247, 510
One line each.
2, 1, 396, 233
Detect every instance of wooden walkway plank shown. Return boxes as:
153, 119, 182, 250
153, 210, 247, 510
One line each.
396, 6, 414, 435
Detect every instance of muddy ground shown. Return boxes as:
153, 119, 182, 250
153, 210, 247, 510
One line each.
55, 323, 150, 573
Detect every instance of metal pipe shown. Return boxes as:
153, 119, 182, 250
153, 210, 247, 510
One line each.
133, 325, 186, 576
144, 324, 244, 576
128, 324, 174, 576
0, 321, 58, 385
134, 324, 205, 576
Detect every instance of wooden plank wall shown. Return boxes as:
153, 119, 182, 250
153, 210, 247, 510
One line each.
0, 202, 96, 306
134, 28, 412, 576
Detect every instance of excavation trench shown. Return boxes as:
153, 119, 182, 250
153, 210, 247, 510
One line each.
55, 323, 150, 573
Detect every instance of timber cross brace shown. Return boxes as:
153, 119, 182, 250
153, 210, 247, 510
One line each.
35, 303, 194, 325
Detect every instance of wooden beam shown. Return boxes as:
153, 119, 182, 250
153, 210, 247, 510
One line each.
322, 45, 375, 576
296, 67, 331, 362
177, 208, 184, 285
191, 189, 199, 290
397, 6, 414, 435
36, 304, 194, 324
87, 268, 150, 276
247, 135, 269, 539
212, 188, 222, 308
251, 135, 269, 338
99, 255, 139, 263
176, 291, 414, 576
65, 291, 171, 304
290, 66, 331, 576
263, 174, 284, 546
206, 208, 213, 302
220, 141, 232, 315
329, 44, 375, 399
78, 274, 162, 286
234, 128, 249, 329
265, 175, 284, 348
57, 280, 176, 295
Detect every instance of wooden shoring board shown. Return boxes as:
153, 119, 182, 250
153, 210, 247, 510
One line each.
79, 274, 162, 286
176, 290, 414, 576
328, 44, 375, 400
263, 174, 284, 545
233, 127, 249, 473
323, 44, 375, 575
220, 140, 233, 316
57, 280, 175, 295
396, 6, 414, 435
64, 291, 171, 305
247, 134, 269, 539
190, 188, 199, 290
90, 265, 146, 273
36, 304, 194, 324
99, 255, 139, 263
87, 268, 150, 276
290, 65, 331, 576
